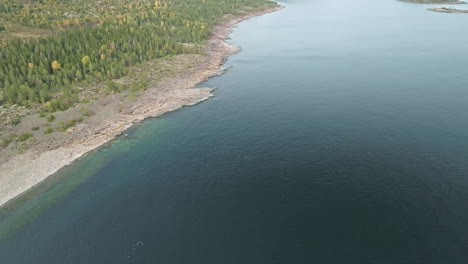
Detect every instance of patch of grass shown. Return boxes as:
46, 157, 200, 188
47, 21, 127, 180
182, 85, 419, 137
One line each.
17, 132, 33, 142
11, 118, 20, 126
43, 127, 53, 134
83, 110, 94, 118
1, 138, 12, 147
47, 114, 55, 122
31, 126, 40, 131
57, 118, 83, 132
1, 133, 18, 147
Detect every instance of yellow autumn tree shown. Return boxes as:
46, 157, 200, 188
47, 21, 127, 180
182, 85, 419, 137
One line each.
51, 60, 61, 71
44, 101, 53, 112
81, 56, 91, 65
154, 0, 166, 9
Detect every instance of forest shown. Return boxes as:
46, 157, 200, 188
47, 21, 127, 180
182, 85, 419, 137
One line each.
0, 0, 273, 111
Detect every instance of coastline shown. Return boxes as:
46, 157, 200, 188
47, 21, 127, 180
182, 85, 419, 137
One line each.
399, 0, 466, 4
428, 7, 468, 12
0, 4, 284, 208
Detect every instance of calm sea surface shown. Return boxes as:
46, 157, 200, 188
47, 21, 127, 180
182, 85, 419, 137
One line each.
1, 0, 468, 263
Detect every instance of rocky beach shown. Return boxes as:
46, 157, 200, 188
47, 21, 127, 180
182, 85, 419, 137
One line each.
0, 4, 283, 208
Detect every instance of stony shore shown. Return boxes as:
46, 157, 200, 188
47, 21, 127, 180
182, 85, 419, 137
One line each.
0, 4, 284, 208
428, 7, 468, 12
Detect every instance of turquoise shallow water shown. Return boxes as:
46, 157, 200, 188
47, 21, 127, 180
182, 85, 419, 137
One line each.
1, 0, 468, 263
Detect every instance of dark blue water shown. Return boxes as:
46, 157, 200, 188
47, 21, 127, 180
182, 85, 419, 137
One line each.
2, 0, 468, 263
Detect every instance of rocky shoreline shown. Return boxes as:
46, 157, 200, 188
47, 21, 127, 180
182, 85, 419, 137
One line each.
428, 7, 468, 12
0, 4, 284, 208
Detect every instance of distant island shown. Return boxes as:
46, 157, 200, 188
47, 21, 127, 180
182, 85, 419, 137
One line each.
400, 0, 468, 12
401, 0, 466, 3
428, 6, 468, 11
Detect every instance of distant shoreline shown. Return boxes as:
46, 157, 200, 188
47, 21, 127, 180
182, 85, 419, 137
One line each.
0, 4, 284, 208
400, 0, 466, 4
428, 7, 468, 12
